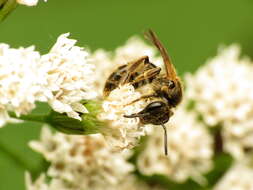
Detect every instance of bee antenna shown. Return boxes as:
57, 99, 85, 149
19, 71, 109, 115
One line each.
144, 29, 177, 80
161, 124, 168, 156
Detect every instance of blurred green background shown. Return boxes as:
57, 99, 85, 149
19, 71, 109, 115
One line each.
0, 0, 253, 189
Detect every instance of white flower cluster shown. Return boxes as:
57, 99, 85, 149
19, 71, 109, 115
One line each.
90, 49, 114, 95
99, 84, 153, 151
185, 45, 253, 159
40, 33, 96, 120
26, 173, 164, 190
21, 34, 253, 189
186, 45, 253, 126
91, 36, 163, 96
0, 44, 44, 125
17, 0, 47, 6
214, 157, 253, 190
0, 33, 96, 126
27, 126, 162, 190
137, 103, 213, 184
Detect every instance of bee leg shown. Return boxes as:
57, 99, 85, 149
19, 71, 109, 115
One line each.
120, 56, 149, 84
124, 94, 157, 106
124, 67, 162, 106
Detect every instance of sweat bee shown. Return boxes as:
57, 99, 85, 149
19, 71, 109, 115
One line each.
103, 30, 183, 155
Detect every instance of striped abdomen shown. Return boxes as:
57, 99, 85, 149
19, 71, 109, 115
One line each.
103, 61, 158, 97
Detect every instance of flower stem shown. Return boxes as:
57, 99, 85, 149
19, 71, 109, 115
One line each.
9, 112, 48, 123
8, 100, 105, 135
0, 0, 17, 21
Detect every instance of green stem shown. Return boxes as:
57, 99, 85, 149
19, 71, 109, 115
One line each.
9, 112, 48, 123
0, 0, 17, 21
0, 0, 8, 7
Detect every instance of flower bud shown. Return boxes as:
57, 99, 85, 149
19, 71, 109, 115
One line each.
46, 100, 105, 135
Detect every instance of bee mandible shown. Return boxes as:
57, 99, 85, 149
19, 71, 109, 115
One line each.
103, 30, 183, 155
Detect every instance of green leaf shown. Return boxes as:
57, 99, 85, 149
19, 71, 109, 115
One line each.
0, 122, 47, 190
136, 172, 203, 190
205, 153, 233, 188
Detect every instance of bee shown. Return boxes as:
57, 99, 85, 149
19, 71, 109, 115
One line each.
103, 30, 183, 155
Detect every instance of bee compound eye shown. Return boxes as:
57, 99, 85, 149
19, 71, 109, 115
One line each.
123, 101, 166, 119
146, 101, 166, 110
168, 80, 175, 89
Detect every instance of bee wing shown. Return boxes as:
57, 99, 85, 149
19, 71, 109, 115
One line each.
144, 29, 177, 80
120, 56, 149, 84
104, 56, 157, 97
120, 56, 159, 85
129, 67, 161, 86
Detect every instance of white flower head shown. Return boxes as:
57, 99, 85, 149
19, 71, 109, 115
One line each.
0, 43, 44, 126
214, 157, 253, 190
90, 49, 114, 95
26, 173, 165, 190
222, 119, 253, 159
137, 104, 213, 184
99, 84, 153, 151
185, 44, 253, 159
185, 44, 253, 126
0, 33, 97, 126
29, 126, 134, 190
40, 33, 96, 120
17, 0, 47, 6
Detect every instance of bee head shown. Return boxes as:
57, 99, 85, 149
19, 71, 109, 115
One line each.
124, 101, 173, 125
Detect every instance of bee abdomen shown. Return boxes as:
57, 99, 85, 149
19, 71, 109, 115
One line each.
104, 81, 118, 97
103, 64, 128, 96
103, 73, 123, 97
